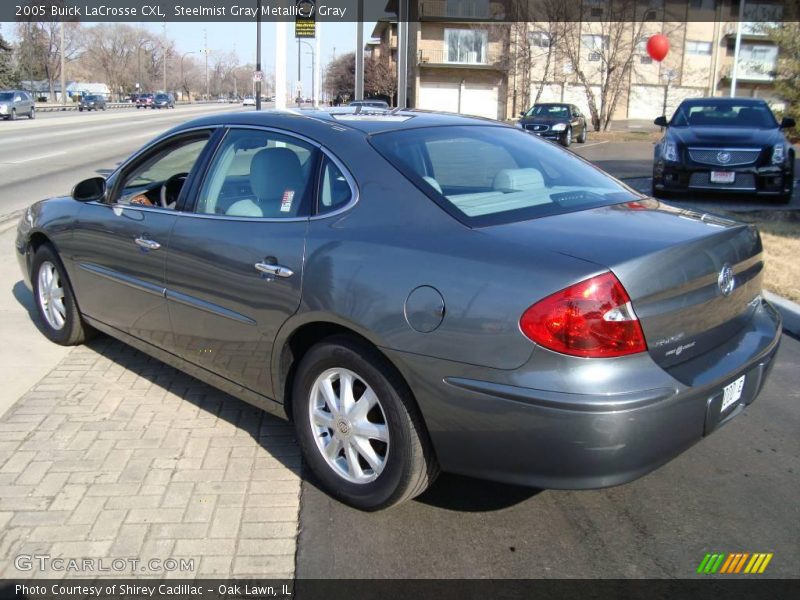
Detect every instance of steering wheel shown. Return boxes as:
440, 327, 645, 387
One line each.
160, 172, 189, 208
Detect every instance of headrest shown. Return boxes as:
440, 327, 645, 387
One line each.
226, 199, 263, 217
250, 147, 305, 203
493, 168, 544, 191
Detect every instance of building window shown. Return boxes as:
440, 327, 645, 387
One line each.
582, 34, 608, 60
686, 40, 713, 55
640, 55, 653, 64
529, 31, 551, 48
689, 0, 716, 9
445, 28, 488, 64
586, 0, 605, 17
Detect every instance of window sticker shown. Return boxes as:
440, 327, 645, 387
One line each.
280, 190, 295, 213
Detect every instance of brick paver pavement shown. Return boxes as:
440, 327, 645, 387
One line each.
0, 337, 301, 578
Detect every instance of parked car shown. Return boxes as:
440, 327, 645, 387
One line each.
78, 95, 107, 112
242, 95, 256, 106
153, 93, 175, 109
16, 110, 781, 510
0, 90, 35, 120
653, 97, 795, 203
135, 93, 154, 109
517, 103, 588, 147
349, 99, 390, 109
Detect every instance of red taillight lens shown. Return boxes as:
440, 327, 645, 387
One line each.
519, 272, 647, 358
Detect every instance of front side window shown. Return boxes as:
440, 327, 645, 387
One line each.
115, 134, 211, 209
370, 125, 637, 227
196, 128, 316, 218
445, 28, 488, 64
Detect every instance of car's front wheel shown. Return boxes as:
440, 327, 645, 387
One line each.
561, 127, 572, 147
28, 107, 35, 119
292, 336, 439, 510
31, 245, 92, 346
10, 109, 16, 121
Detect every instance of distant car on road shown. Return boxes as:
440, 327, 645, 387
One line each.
243, 95, 256, 107
517, 103, 588, 147
349, 99, 390, 110
0, 90, 35, 120
153, 93, 175, 109
653, 97, 795, 203
78, 95, 107, 112
15, 109, 782, 510
136, 94, 154, 109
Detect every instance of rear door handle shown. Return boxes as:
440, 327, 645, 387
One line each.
134, 236, 161, 251
254, 262, 294, 278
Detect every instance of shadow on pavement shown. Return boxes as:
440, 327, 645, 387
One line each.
415, 473, 541, 512
12, 279, 49, 336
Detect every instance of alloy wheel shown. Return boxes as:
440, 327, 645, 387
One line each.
308, 367, 390, 484
37, 261, 66, 330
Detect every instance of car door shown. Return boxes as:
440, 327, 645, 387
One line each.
165, 127, 319, 399
70, 129, 217, 347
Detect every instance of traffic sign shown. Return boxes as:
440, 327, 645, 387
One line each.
253, 70, 264, 83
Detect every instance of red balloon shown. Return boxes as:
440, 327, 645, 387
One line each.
646, 34, 670, 62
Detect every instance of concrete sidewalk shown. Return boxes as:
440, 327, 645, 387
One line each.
0, 223, 301, 579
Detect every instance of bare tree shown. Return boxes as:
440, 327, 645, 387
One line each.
15, 13, 82, 101
551, 0, 657, 131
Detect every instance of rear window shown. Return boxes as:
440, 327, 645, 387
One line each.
369, 125, 637, 226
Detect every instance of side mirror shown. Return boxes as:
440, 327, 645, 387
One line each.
780, 116, 796, 129
654, 116, 668, 127
519, 112, 526, 118
72, 177, 106, 203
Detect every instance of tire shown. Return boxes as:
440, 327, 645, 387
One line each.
561, 127, 572, 147
28, 107, 35, 119
10, 109, 16, 121
776, 191, 792, 204
31, 244, 92, 346
292, 336, 439, 510
577, 125, 587, 143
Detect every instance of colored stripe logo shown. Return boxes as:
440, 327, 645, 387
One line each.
697, 552, 773, 574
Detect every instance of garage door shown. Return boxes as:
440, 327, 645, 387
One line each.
461, 84, 499, 120
419, 82, 460, 114
628, 86, 664, 120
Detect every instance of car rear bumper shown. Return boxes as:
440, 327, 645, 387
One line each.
654, 162, 792, 195
384, 298, 781, 489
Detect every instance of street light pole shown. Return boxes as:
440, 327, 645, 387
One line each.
299, 40, 316, 103
162, 23, 167, 92
59, 21, 65, 106
256, 0, 262, 110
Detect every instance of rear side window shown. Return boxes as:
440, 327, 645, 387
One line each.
318, 158, 353, 215
370, 125, 637, 227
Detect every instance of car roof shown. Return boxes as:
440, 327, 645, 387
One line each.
173, 108, 508, 136
680, 97, 767, 106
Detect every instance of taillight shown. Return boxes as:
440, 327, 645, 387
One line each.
519, 272, 647, 358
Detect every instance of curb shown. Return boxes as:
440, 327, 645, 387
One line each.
765, 291, 800, 337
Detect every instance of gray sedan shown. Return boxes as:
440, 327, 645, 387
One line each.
15, 110, 781, 510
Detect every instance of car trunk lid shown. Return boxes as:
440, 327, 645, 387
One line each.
484, 200, 764, 368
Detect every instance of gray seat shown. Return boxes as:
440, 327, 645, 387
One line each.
249, 147, 306, 218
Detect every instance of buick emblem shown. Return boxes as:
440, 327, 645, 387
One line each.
718, 264, 735, 297
717, 151, 732, 164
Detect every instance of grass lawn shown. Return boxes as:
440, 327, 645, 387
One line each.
727, 211, 800, 304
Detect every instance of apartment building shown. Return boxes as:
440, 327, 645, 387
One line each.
369, 0, 784, 121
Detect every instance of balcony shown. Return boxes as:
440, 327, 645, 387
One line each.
719, 61, 776, 82
722, 21, 776, 38
418, 47, 506, 70
419, 0, 497, 21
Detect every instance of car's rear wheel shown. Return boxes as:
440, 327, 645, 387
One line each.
292, 336, 439, 510
31, 245, 92, 346
10, 109, 16, 121
577, 126, 587, 143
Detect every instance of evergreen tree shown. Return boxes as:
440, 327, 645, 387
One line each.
0, 26, 17, 89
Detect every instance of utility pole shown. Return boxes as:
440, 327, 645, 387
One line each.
256, 0, 262, 110
59, 21, 65, 105
355, 0, 364, 100
314, 23, 321, 107
730, 0, 745, 97
162, 23, 167, 92
204, 29, 209, 99
397, 0, 409, 108
276, 21, 287, 109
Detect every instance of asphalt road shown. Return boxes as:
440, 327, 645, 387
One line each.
297, 336, 800, 578
0, 103, 248, 217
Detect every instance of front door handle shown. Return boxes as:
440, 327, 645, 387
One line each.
134, 236, 161, 251
254, 262, 294, 278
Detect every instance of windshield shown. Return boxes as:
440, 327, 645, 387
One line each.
370, 125, 638, 227
0, 92, 14, 101
671, 102, 777, 128
525, 105, 569, 118
156, 94, 167, 100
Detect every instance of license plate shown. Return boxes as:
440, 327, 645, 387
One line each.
710, 171, 736, 184
721, 375, 745, 413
